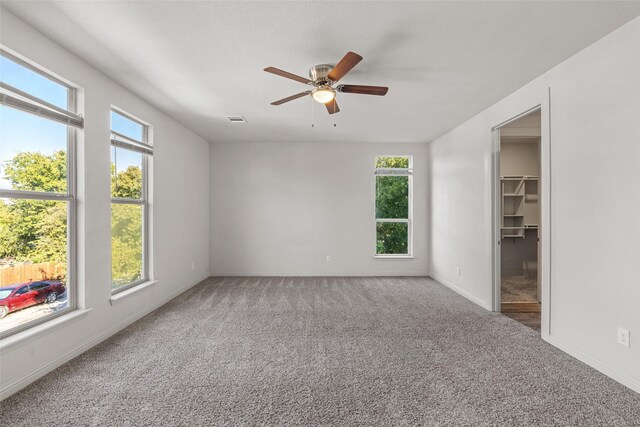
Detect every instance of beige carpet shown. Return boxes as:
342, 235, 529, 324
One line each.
501, 273, 538, 302
1, 277, 639, 426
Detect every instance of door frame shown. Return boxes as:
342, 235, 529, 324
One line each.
491, 103, 549, 334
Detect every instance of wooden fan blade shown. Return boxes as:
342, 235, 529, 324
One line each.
270, 91, 311, 105
325, 98, 340, 114
264, 67, 311, 84
337, 84, 388, 96
327, 52, 363, 82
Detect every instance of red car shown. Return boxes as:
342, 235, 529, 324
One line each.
0, 280, 66, 319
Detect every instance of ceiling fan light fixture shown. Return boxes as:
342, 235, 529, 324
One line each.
311, 86, 336, 104
265, 52, 388, 113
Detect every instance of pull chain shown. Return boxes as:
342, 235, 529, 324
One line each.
311, 96, 315, 128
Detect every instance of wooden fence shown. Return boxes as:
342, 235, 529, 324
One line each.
0, 262, 66, 286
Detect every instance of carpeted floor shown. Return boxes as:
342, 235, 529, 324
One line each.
1, 277, 639, 426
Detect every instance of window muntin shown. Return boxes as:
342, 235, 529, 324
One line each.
374, 156, 412, 256
110, 109, 151, 293
0, 50, 77, 337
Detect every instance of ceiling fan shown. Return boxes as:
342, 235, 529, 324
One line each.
264, 51, 388, 114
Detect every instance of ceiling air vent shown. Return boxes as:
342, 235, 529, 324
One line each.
226, 116, 247, 123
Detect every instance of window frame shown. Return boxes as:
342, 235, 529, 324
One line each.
374, 155, 413, 258
0, 49, 78, 339
110, 107, 151, 295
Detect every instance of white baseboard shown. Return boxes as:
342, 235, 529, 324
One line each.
544, 335, 640, 395
210, 272, 429, 277
0, 275, 208, 401
428, 273, 490, 310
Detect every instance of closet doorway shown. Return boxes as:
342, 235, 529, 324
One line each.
495, 109, 541, 331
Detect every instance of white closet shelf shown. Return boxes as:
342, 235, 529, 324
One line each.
501, 175, 538, 180
501, 174, 538, 240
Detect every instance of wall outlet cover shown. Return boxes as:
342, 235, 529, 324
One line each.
617, 327, 630, 348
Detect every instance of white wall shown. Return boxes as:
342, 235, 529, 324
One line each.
500, 142, 539, 177
211, 142, 428, 276
429, 17, 640, 392
0, 10, 210, 398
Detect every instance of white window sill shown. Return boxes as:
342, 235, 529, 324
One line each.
373, 255, 415, 259
0, 308, 92, 352
109, 280, 158, 305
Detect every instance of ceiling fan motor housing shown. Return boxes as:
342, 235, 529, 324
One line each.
309, 64, 334, 84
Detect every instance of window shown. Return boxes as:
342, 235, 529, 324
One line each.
0, 50, 81, 336
374, 156, 412, 256
110, 109, 151, 293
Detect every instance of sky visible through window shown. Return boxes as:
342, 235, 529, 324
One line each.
111, 111, 146, 176
0, 55, 68, 109
0, 55, 141, 189
0, 55, 69, 189
0, 107, 66, 190
111, 110, 144, 142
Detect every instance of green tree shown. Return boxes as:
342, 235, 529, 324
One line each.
376, 222, 408, 254
110, 162, 143, 287
112, 164, 142, 199
0, 200, 20, 258
375, 157, 409, 169
375, 157, 410, 254
0, 151, 68, 270
3, 151, 67, 193
0, 151, 145, 285
111, 204, 142, 287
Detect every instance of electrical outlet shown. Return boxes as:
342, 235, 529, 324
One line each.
617, 328, 630, 348
326, 255, 331, 262
191, 262, 195, 271
456, 266, 461, 276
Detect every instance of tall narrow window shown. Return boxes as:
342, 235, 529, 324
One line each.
0, 50, 82, 336
374, 156, 412, 256
110, 109, 151, 293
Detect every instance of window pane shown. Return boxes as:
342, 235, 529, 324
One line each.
111, 203, 143, 289
376, 222, 408, 255
0, 107, 68, 193
375, 156, 409, 168
111, 146, 142, 199
0, 198, 68, 332
111, 111, 144, 143
0, 54, 68, 110
376, 176, 408, 219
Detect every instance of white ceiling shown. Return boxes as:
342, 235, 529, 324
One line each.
4, 1, 640, 144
